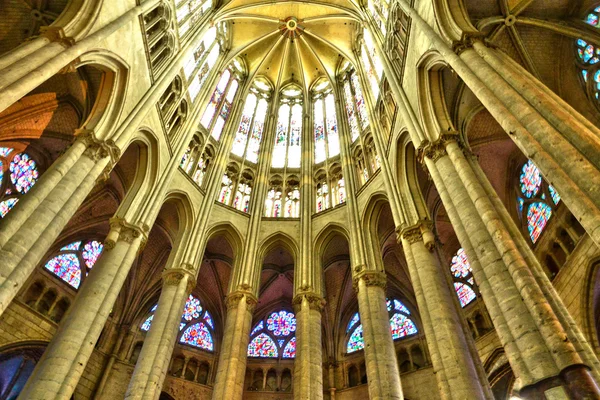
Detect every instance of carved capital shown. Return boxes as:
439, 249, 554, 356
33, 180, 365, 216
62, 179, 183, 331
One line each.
418, 131, 460, 163
226, 290, 258, 313
292, 292, 326, 313
452, 33, 486, 55
105, 218, 149, 250
162, 267, 195, 292
40, 26, 75, 47
399, 220, 435, 251
79, 130, 121, 164
353, 270, 387, 292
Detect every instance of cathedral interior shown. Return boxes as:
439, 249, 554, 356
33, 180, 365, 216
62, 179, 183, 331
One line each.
1, 0, 600, 399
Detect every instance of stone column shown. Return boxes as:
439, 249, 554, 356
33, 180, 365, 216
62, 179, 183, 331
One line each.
420, 133, 600, 397
353, 270, 403, 400
0, 132, 119, 316
400, 222, 492, 399
293, 292, 325, 400
125, 267, 195, 400
17, 219, 148, 400
211, 290, 257, 400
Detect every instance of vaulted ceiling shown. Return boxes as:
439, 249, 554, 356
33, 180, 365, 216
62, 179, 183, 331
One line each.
215, 0, 365, 93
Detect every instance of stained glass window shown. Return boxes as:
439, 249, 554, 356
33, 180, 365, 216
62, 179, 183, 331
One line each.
185, 26, 220, 101
219, 173, 234, 205
368, 0, 390, 36
527, 202, 553, 243
343, 80, 361, 142
516, 160, 560, 243
272, 88, 303, 169
284, 187, 300, 218
265, 188, 283, 218
576, 7, 600, 102
450, 248, 477, 308
141, 295, 215, 352
176, 0, 213, 37
313, 93, 340, 164
201, 70, 231, 129
231, 92, 269, 163
0, 147, 40, 218
43, 240, 104, 289
233, 182, 252, 213
346, 298, 417, 353
248, 333, 278, 358
282, 337, 296, 358
248, 310, 296, 359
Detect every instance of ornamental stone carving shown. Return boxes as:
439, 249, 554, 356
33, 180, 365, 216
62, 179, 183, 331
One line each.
292, 292, 326, 313
162, 268, 195, 292
105, 217, 149, 250
226, 290, 258, 312
353, 270, 387, 292
79, 130, 121, 164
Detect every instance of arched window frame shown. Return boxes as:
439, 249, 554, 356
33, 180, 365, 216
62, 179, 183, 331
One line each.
231, 80, 272, 164
312, 85, 340, 164
515, 160, 561, 244
575, 6, 600, 108
284, 176, 301, 218
232, 169, 254, 213
180, 135, 216, 188
0, 145, 40, 218
183, 25, 224, 102
41, 239, 104, 289
271, 86, 304, 169
345, 298, 418, 354
200, 62, 243, 141
140, 294, 215, 352
247, 309, 297, 360
264, 176, 284, 218
314, 163, 346, 214
449, 248, 478, 308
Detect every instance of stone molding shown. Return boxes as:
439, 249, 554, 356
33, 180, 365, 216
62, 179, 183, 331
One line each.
353, 270, 387, 292
225, 290, 258, 312
292, 292, 326, 313
40, 26, 76, 47
417, 131, 460, 163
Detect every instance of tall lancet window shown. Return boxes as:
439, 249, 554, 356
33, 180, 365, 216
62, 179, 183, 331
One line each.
367, 0, 390, 36
313, 89, 340, 164
184, 26, 221, 102
360, 29, 385, 101
576, 6, 600, 105
200, 60, 243, 140
176, 0, 213, 37
272, 86, 303, 169
231, 80, 271, 163
340, 64, 381, 186
516, 160, 561, 243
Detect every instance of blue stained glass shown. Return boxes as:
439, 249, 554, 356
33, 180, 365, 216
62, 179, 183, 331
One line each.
518, 197, 524, 213
266, 311, 296, 337
389, 313, 418, 339
248, 333, 278, 358
450, 248, 472, 279
182, 295, 202, 321
393, 299, 410, 315
454, 282, 477, 307
141, 315, 154, 332
203, 310, 214, 328
44, 254, 81, 289
82, 241, 103, 268
180, 322, 186, 331
549, 186, 560, 205
519, 160, 542, 198
251, 321, 264, 336
0, 147, 13, 157
282, 337, 296, 358
278, 339, 285, 347
527, 202, 552, 243
347, 324, 364, 353
60, 242, 82, 251
180, 322, 214, 351
10, 153, 39, 194
151, 304, 158, 312
347, 312, 360, 332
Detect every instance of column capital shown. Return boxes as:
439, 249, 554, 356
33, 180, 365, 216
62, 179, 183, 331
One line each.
162, 267, 196, 292
353, 270, 387, 292
452, 32, 486, 56
225, 289, 258, 312
78, 130, 121, 163
105, 217, 150, 250
417, 131, 459, 163
397, 220, 435, 250
40, 26, 75, 47
292, 292, 326, 313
